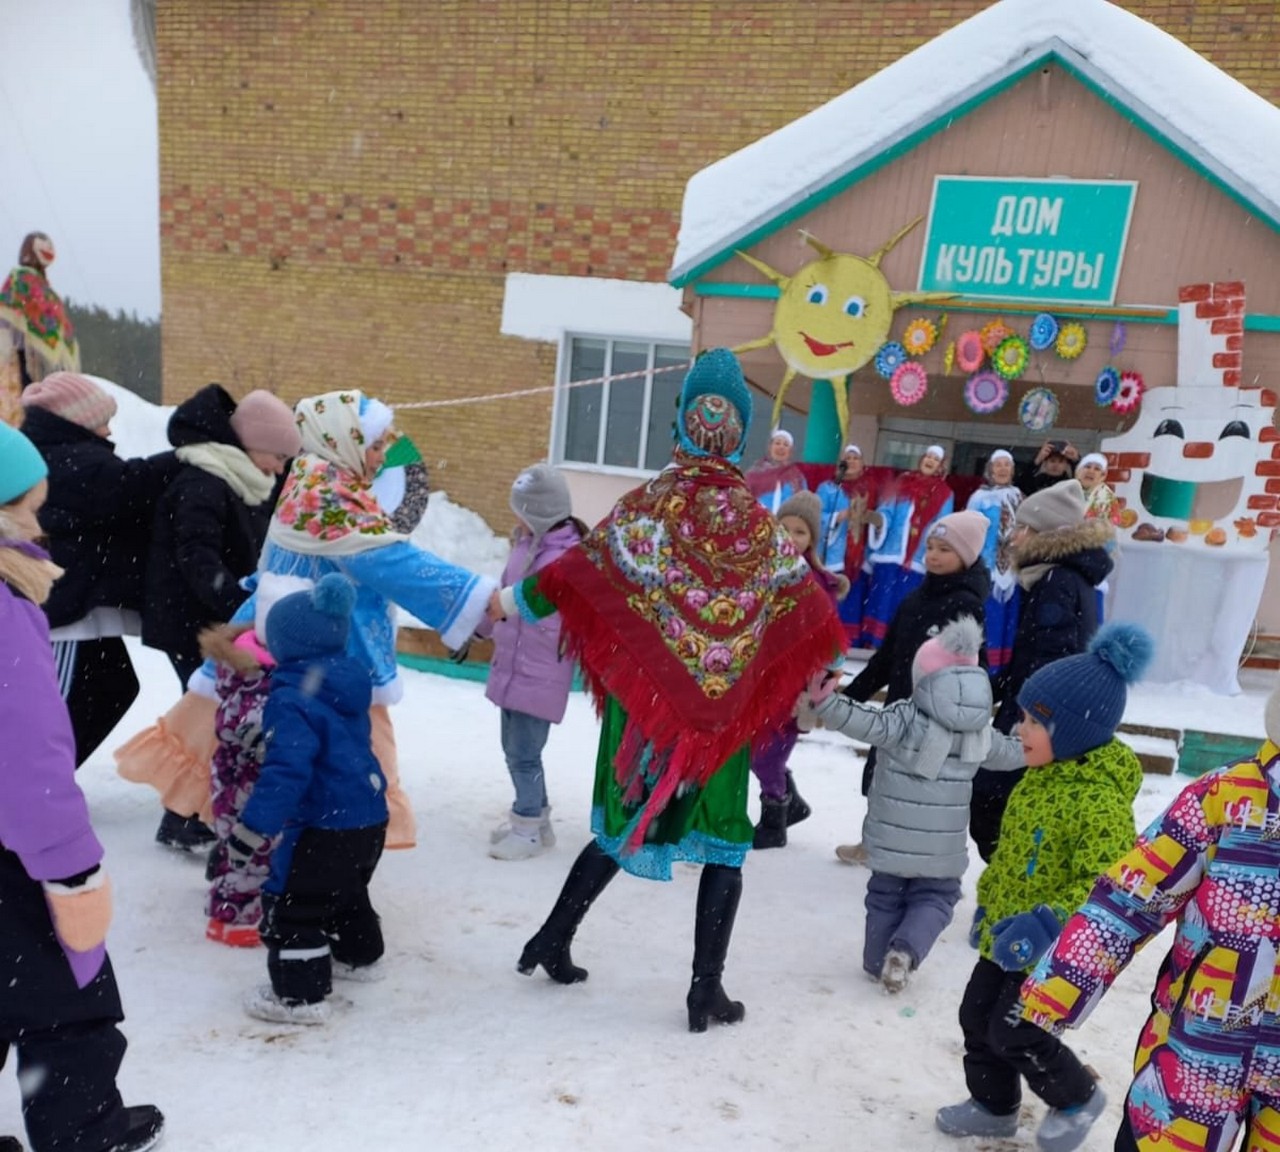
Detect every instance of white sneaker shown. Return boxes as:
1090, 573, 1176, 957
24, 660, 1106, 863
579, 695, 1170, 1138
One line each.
491, 807, 555, 848
333, 960, 386, 983
1037, 1085, 1107, 1152
488, 813, 547, 861
244, 984, 331, 1025
880, 948, 913, 993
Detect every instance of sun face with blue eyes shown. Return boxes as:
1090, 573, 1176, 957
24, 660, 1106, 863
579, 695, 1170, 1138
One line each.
732, 223, 952, 435
773, 254, 897, 379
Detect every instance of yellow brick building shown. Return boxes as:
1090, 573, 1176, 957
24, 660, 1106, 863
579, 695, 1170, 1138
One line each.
156, 1, 1280, 530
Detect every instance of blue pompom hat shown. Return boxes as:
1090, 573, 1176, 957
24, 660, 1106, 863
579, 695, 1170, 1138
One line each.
677, 348, 753, 464
1017, 621, 1154, 760
266, 572, 357, 663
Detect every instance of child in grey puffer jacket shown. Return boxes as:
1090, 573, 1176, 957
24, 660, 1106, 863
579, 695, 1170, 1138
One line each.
798, 617, 1023, 993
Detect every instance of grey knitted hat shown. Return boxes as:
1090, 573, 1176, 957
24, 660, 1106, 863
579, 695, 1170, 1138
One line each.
510, 464, 572, 538
1016, 478, 1086, 533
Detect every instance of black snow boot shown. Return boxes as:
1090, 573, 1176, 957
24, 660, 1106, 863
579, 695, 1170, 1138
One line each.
0, 1135, 22, 1152
155, 808, 216, 854
752, 795, 789, 849
106, 1106, 165, 1152
686, 864, 746, 1033
784, 770, 811, 826
518, 840, 620, 984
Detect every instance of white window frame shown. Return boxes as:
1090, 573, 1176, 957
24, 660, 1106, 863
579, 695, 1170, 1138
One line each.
550, 331, 689, 479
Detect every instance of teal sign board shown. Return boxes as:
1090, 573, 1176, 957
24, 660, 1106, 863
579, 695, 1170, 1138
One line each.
918, 176, 1137, 305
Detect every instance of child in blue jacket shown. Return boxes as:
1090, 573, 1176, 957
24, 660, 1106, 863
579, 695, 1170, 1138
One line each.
226, 573, 388, 1025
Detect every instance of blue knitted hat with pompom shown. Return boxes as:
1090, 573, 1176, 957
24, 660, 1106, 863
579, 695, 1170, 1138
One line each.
1017, 622, 1154, 760
266, 573, 356, 663
677, 348, 753, 464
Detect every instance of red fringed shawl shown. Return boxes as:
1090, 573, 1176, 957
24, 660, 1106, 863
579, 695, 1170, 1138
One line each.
535, 455, 846, 845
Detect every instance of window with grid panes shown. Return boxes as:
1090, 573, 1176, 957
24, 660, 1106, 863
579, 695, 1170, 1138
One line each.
558, 337, 807, 472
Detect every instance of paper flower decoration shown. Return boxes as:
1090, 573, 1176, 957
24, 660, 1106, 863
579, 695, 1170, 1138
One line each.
956, 330, 985, 373
1109, 321, 1127, 357
942, 341, 955, 375
902, 318, 938, 356
875, 341, 908, 380
1028, 313, 1058, 351
964, 370, 1009, 415
889, 361, 929, 406
1019, 387, 1060, 433
981, 320, 1014, 353
1055, 322, 1087, 360
992, 335, 1030, 381
1094, 366, 1121, 406
1112, 370, 1145, 414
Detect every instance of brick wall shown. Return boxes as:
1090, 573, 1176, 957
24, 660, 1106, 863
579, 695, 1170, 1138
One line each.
156, 1, 1280, 530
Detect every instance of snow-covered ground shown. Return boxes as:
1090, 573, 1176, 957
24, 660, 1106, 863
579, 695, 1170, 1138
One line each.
2, 639, 1270, 1152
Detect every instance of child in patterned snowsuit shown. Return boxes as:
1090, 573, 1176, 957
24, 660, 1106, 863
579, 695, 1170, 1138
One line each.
1021, 684, 1280, 1152
936, 621, 1152, 1152
200, 622, 277, 947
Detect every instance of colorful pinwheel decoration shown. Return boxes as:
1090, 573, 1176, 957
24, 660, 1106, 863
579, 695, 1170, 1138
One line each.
1112, 370, 1145, 414
981, 319, 1014, 353
1055, 322, 1087, 360
964, 370, 1009, 415
956, 330, 985, 373
875, 341, 908, 380
992, 335, 1030, 381
1028, 313, 1059, 351
902, 318, 938, 357
1094, 366, 1121, 407
889, 361, 929, 406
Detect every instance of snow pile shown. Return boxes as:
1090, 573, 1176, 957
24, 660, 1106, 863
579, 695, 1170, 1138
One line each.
412, 490, 510, 581
93, 375, 172, 458
670, 0, 1280, 282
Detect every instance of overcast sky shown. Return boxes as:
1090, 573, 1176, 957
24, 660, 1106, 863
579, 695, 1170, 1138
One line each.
0, 0, 160, 318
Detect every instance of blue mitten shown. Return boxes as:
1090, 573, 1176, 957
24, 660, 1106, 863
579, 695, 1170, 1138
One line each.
990, 904, 1061, 971
968, 906, 986, 950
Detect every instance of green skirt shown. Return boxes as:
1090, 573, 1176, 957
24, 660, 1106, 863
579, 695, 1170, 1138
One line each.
590, 696, 752, 880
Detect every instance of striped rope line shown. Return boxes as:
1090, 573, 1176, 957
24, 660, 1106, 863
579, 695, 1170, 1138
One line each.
394, 360, 692, 411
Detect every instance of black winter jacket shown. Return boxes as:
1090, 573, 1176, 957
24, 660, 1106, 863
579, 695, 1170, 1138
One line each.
21, 406, 180, 629
142, 385, 274, 667
843, 561, 991, 706
991, 518, 1113, 734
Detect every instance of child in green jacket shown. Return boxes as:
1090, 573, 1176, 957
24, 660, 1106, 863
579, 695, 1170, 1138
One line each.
935, 621, 1152, 1152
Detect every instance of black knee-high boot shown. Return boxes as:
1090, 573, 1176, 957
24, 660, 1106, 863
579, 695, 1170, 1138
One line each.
687, 864, 745, 1033
517, 840, 620, 984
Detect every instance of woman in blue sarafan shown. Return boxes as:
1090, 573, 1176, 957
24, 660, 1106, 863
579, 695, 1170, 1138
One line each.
862, 445, 954, 649
964, 449, 1024, 675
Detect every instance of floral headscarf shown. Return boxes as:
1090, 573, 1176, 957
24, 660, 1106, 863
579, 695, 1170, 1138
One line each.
268, 390, 408, 556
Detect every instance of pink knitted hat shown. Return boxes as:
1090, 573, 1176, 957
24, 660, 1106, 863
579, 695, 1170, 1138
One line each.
911, 616, 983, 683
927, 510, 989, 568
230, 390, 302, 457
21, 372, 117, 431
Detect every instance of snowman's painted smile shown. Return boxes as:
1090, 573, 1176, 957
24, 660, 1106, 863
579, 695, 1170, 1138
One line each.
1140, 472, 1243, 522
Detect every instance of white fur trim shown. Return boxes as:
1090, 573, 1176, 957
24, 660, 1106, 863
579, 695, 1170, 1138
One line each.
359, 398, 395, 446
771, 429, 794, 445
925, 444, 945, 459
438, 574, 498, 650
842, 443, 862, 457
990, 449, 1013, 463
1079, 452, 1108, 471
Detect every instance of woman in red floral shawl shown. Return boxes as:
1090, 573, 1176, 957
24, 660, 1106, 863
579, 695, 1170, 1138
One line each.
497, 348, 844, 1032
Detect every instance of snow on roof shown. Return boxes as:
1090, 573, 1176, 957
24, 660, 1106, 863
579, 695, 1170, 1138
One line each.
669, 0, 1280, 286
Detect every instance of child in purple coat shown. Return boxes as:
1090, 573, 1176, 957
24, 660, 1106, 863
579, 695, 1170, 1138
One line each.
0, 423, 163, 1152
750, 490, 849, 849
482, 464, 585, 860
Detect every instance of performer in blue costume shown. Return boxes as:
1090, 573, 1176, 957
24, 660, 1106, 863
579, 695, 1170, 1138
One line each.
816, 444, 882, 650
862, 445, 953, 648
964, 449, 1023, 674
